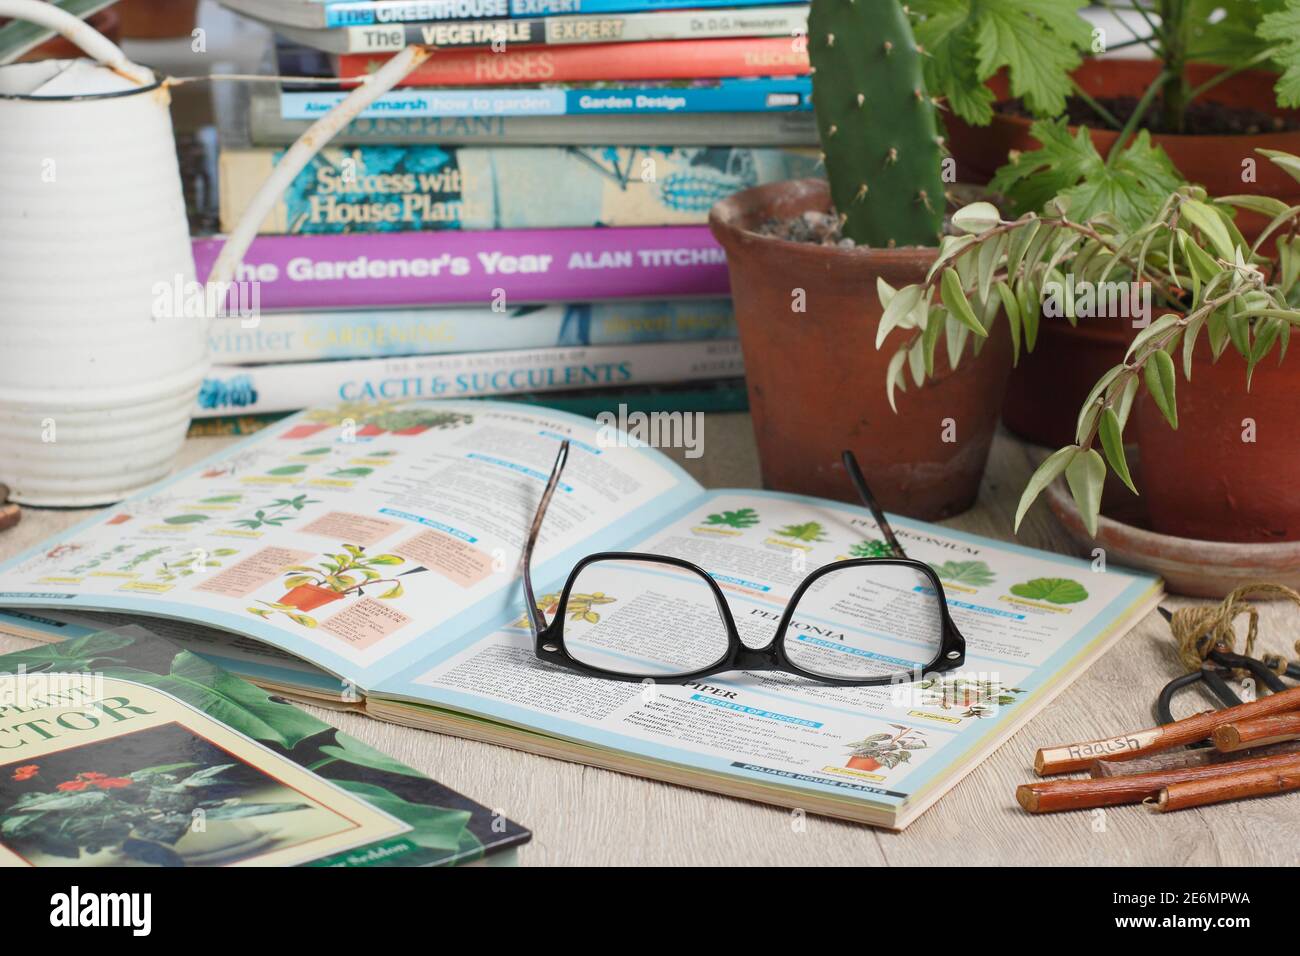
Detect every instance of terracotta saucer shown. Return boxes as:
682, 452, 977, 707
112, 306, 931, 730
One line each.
1045, 479, 1300, 598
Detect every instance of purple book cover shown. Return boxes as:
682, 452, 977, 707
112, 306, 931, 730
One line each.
192, 226, 731, 310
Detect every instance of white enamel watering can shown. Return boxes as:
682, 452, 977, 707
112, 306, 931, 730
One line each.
0, 0, 428, 506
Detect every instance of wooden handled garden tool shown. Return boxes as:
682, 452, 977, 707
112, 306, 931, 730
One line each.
1036, 592, 1300, 775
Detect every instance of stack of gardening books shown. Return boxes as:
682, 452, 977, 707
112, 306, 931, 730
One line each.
201, 0, 819, 420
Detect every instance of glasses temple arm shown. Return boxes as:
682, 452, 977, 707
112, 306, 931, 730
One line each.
841, 450, 908, 559
522, 440, 570, 637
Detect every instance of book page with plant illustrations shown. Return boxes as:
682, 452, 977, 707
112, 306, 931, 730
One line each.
0, 401, 702, 690
374, 489, 1161, 827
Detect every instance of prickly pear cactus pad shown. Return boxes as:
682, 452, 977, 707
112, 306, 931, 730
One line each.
808, 0, 946, 248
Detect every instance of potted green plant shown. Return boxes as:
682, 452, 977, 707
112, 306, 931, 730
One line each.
877, 150, 1300, 542
918, 1, 1300, 445
844, 725, 928, 772
709, 0, 1012, 519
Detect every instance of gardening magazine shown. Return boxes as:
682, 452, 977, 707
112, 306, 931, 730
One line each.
0, 627, 529, 866
0, 400, 1161, 828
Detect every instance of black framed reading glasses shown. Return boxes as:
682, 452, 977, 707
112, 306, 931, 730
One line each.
521, 442, 966, 686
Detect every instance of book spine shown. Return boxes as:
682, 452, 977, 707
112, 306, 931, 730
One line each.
341, 37, 810, 86
194, 340, 745, 416
218, 145, 818, 235
279, 78, 814, 120
336, 5, 811, 51
191, 226, 731, 310
323, 0, 795, 28
249, 96, 821, 145
208, 300, 738, 363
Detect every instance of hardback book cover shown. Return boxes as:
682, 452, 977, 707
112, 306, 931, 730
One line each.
0, 628, 529, 867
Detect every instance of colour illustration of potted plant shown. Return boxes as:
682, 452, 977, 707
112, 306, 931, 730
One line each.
231, 494, 320, 531
702, 508, 760, 529
249, 545, 427, 626
844, 725, 927, 772
709, 0, 1013, 521
774, 522, 829, 544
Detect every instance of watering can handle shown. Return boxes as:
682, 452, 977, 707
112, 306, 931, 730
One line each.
0, 1, 432, 309
205, 45, 431, 292
0, 0, 151, 84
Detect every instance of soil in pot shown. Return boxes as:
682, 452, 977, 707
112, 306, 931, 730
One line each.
1133, 337, 1300, 543
709, 179, 1013, 521
946, 59, 1300, 234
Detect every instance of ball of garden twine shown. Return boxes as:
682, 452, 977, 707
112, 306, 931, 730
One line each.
1169, 583, 1300, 673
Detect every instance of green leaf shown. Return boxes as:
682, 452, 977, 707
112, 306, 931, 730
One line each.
1014, 445, 1077, 532
876, 281, 923, 350
379, 581, 404, 600
941, 268, 987, 337
912, 0, 1091, 124
1180, 199, 1237, 261
1009, 577, 1090, 604
990, 120, 1182, 228
334, 780, 481, 856
204, 802, 310, 821
317, 733, 429, 778
929, 560, 997, 587
885, 348, 908, 413
1065, 448, 1106, 537
951, 202, 1002, 234
0, 629, 133, 674
115, 650, 325, 748
995, 281, 1022, 365
1144, 349, 1179, 429
1260, 3, 1300, 108
1097, 408, 1138, 495
163, 514, 209, 525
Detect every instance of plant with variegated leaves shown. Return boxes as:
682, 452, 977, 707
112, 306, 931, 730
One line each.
876, 148, 1300, 536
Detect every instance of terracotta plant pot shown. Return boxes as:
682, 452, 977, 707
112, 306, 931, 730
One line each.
1002, 313, 1136, 447
947, 59, 1300, 235
115, 0, 199, 39
709, 179, 1012, 520
847, 755, 882, 772
278, 584, 345, 613
1133, 338, 1300, 543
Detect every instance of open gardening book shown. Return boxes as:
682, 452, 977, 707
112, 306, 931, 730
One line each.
0, 400, 1162, 829
0, 627, 528, 866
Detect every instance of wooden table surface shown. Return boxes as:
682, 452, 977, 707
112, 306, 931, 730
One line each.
3, 413, 1297, 866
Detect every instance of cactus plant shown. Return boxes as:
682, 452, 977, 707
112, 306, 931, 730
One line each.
808, 0, 946, 248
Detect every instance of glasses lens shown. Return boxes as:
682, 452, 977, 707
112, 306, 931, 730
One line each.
560, 558, 730, 677
782, 564, 945, 680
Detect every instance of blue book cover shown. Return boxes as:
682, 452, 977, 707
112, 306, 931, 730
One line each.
322, 0, 801, 28
219, 145, 819, 234
280, 77, 813, 119
208, 300, 738, 363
